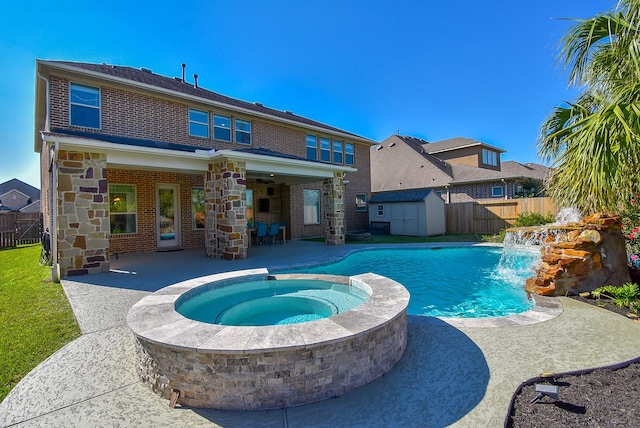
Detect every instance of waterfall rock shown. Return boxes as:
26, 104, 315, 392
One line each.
513, 214, 630, 296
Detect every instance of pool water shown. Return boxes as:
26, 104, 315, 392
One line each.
287, 246, 538, 318
176, 279, 369, 326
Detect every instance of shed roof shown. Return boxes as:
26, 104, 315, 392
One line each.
369, 189, 435, 203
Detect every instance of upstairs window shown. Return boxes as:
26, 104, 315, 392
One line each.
345, 143, 354, 165
189, 109, 209, 138
333, 141, 343, 164
213, 114, 231, 141
235, 119, 251, 144
482, 149, 497, 166
306, 135, 318, 160
70, 83, 100, 129
320, 137, 331, 162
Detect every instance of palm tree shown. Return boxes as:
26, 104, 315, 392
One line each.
539, 0, 640, 213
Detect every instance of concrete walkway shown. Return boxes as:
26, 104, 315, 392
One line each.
2, 242, 640, 427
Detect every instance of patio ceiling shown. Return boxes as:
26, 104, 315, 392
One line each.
42, 132, 356, 184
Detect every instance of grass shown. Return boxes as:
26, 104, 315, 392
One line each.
0, 245, 81, 402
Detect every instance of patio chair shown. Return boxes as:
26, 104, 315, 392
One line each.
256, 223, 268, 245
267, 222, 280, 245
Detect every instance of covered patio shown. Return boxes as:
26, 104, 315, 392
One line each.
41, 131, 355, 278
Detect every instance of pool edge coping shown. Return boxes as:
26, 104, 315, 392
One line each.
126, 268, 411, 353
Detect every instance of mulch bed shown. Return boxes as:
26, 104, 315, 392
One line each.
506, 292, 640, 427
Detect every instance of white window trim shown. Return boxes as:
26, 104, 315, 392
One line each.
492, 186, 504, 197
306, 135, 318, 160
69, 82, 101, 129
345, 142, 354, 165
377, 205, 384, 216
213, 114, 232, 142
303, 189, 321, 225
189, 108, 209, 138
109, 183, 138, 234
191, 187, 205, 230
234, 118, 252, 145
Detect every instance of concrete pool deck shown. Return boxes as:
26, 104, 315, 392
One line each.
2, 241, 640, 427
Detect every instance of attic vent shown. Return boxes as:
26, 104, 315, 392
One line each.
254, 102, 264, 107
140, 67, 152, 73
388, 142, 395, 147
284, 110, 293, 115
174, 77, 182, 81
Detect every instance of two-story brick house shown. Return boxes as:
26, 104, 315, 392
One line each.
371, 134, 549, 203
35, 60, 374, 278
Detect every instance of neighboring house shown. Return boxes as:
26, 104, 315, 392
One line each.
370, 135, 549, 203
368, 189, 446, 236
35, 60, 375, 277
0, 179, 40, 212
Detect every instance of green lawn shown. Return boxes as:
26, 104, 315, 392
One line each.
0, 245, 81, 402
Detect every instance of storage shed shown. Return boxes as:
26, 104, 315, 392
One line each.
368, 189, 446, 236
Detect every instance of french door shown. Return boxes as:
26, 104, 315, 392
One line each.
157, 184, 180, 248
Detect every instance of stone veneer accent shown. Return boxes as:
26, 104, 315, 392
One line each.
56, 150, 110, 276
323, 172, 345, 245
520, 213, 630, 296
205, 161, 248, 260
127, 269, 409, 411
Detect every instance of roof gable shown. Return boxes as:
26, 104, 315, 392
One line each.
0, 179, 40, 201
423, 137, 506, 154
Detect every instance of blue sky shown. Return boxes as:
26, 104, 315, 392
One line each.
0, 0, 612, 188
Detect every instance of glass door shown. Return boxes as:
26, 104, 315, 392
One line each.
157, 184, 180, 248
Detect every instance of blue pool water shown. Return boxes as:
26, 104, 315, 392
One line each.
176, 279, 369, 326
286, 246, 538, 318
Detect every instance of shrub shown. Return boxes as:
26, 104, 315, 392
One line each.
512, 212, 556, 228
591, 283, 639, 313
620, 194, 640, 263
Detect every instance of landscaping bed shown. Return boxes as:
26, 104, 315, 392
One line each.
507, 294, 640, 427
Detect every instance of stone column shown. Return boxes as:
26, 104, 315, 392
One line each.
204, 167, 217, 258
205, 161, 248, 260
323, 172, 345, 245
56, 150, 110, 276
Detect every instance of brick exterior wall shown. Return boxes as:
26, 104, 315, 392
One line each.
107, 169, 205, 255
43, 71, 372, 264
449, 181, 513, 203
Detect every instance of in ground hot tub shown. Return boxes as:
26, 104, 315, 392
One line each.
126, 268, 410, 410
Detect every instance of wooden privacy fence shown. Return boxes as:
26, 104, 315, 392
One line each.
446, 197, 557, 234
0, 212, 43, 248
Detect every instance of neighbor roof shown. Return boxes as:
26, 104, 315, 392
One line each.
370, 134, 549, 193
37, 60, 374, 145
0, 179, 40, 201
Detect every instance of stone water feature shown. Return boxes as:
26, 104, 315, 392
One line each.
507, 213, 630, 296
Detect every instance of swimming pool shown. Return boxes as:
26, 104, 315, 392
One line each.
286, 246, 538, 318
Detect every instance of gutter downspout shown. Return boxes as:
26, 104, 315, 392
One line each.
37, 71, 50, 132
37, 72, 59, 281
51, 141, 60, 282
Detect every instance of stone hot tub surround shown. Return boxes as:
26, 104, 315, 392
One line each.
126, 269, 409, 411
514, 213, 630, 296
